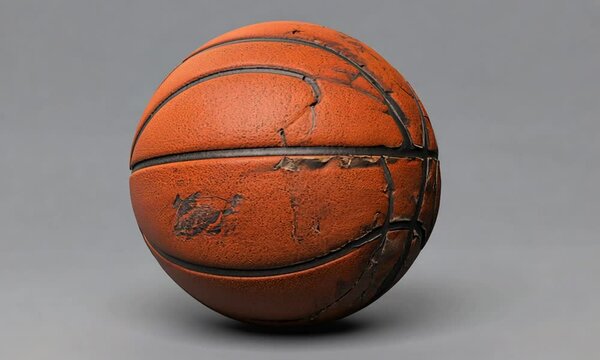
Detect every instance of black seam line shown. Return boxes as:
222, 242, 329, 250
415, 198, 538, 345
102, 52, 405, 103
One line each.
375, 84, 429, 298
381, 158, 394, 238
379, 158, 394, 253
424, 161, 440, 248
130, 146, 438, 172
309, 158, 395, 321
184, 37, 415, 149
379, 157, 428, 288
372, 84, 433, 296
356, 157, 395, 302
374, 156, 429, 294
129, 66, 321, 164
148, 221, 414, 278
374, 224, 425, 298
287, 159, 397, 322
413, 158, 430, 244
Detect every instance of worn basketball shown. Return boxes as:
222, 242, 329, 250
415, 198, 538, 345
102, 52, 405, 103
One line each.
129, 21, 440, 325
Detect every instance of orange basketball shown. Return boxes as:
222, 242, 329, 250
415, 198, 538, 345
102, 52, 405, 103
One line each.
129, 21, 440, 325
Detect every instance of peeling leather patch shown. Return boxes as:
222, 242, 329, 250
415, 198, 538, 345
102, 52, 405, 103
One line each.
273, 156, 381, 172
173, 192, 242, 238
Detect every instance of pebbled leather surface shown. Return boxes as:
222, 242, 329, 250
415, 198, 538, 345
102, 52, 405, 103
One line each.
129, 20, 440, 325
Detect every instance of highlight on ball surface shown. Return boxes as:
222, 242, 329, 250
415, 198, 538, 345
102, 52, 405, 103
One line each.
129, 20, 440, 326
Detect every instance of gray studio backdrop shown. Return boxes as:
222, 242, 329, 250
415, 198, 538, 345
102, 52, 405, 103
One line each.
1, 1, 599, 359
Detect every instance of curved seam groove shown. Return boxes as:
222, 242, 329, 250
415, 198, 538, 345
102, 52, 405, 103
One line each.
410, 84, 437, 249
182, 37, 415, 148
357, 157, 396, 303
129, 66, 321, 165
145, 220, 414, 277
373, 159, 429, 297
297, 157, 396, 322
130, 146, 438, 172
372, 83, 433, 296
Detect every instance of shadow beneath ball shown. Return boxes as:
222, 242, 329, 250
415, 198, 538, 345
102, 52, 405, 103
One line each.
208, 317, 369, 337
113, 273, 507, 346
193, 276, 508, 341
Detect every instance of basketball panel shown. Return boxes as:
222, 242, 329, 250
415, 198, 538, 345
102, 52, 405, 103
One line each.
145, 232, 383, 323
192, 20, 429, 147
130, 156, 400, 269
131, 71, 403, 165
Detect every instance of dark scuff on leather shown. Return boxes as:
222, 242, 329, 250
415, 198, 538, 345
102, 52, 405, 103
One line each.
172, 192, 243, 238
273, 156, 381, 172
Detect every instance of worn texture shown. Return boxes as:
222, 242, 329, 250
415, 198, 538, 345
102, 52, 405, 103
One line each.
129, 20, 440, 325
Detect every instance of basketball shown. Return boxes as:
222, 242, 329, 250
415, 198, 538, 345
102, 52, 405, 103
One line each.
129, 21, 440, 325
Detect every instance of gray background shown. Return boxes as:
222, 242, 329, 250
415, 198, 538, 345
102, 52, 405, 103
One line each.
1, 0, 599, 358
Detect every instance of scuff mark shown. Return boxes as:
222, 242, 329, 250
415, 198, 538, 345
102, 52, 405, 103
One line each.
290, 195, 302, 243
311, 217, 321, 234
172, 192, 243, 239
284, 105, 311, 130
278, 128, 287, 146
370, 210, 385, 229
291, 157, 396, 322
358, 210, 384, 239
349, 71, 361, 83
274, 156, 329, 171
273, 156, 382, 172
356, 157, 395, 303
338, 156, 381, 169
374, 229, 420, 297
303, 76, 321, 136
331, 67, 360, 83
309, 99, 318, 134
279, 75, 321, 138
318, 75, 384, 103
